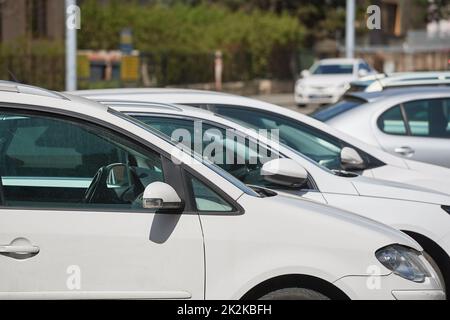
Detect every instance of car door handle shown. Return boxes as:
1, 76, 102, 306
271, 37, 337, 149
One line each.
394, 146, 415, 157
0, 245, 40, 254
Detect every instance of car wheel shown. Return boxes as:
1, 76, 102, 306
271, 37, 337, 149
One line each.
296, 103, 307, 108
258, 288, 330, 300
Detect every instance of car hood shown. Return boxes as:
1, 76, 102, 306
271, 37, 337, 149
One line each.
351, 175, 450, 205
299, 74, 356, 87
243, 191, 422, 251
237, 192, 421, 277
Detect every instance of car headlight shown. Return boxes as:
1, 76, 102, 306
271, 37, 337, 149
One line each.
376, 245, 430, 282
442, 205, 450, 215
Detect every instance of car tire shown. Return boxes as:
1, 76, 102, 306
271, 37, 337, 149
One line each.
296, 104, 307, 108
258, 288, 330, 300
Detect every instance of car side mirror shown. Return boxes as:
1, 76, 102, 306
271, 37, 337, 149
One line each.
301, 69, 310, 78
340, 147, 366, 170
142, 182, 184, 213
261, 158, 308, 188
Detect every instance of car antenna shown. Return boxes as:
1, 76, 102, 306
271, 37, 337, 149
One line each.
7, 69, 20, 83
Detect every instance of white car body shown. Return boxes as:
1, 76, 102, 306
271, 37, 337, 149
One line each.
88, 100, 450, 294
72, 88, 450, 196
295, 58, 376, 105
0, 84, 443, 300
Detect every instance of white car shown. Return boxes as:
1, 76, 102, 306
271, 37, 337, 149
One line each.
314, 87, 450, 168
72, 88, 450, 196
0, 83, 444, 300
295, 58, 376, 106
93, 99, 450, 295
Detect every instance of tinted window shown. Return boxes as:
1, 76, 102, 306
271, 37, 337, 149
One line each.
212, 107, 352, 171
0, 111, 164, 209
212, 106, 385, 171
311, 64, 354, 75
190, 177, 233, 212
404, 98, 450, 138
133, 115, 277, 188
377, 106, 407, 135
312, 98, 365, 121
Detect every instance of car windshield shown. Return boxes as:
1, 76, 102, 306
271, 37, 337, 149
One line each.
312, 98, 365, 122
109, 108, 260, 197
311, 63, 354, 75
207, 111, 344, 174
131, 114, 285, 189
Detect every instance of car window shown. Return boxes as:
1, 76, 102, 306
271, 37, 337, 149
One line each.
211, 107, 346, 170
312, 98, 365, 121
403, 98, 450, 138
133, 115, 279, 188
211, 105, 386, 171
0, 111, 164, 209
190, 177, 233, 212
377, 105, 407, 135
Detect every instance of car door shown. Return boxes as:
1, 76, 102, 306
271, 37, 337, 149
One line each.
375, 98, 450, 168
0, 108, 204, 299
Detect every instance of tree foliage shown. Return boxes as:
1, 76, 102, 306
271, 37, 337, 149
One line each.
79, 0, 304, 79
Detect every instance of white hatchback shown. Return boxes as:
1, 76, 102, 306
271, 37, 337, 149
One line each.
295, 58, 376, 106
0, 83, 444, 300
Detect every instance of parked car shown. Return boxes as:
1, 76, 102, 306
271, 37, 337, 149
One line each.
0, 83, 443, 300
347, 72, 450, 94
94, 99, 450, 294
294, 58, 377, 106
73, 88, 450, 195
313, 87, 450, 168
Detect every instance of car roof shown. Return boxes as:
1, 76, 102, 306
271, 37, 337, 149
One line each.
97, 99, 216, 119
345, 86, 450, 103
0, 80, 69, 100
72, 87, 234, 98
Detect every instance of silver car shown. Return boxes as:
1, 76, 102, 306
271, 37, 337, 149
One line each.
313, 87, 450, 168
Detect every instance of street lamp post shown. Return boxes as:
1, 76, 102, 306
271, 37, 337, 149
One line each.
346, 0, 355, 59
65, 0, 77, 91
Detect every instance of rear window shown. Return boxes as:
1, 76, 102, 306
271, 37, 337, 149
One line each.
346, 83, 369, 93
312, 98, 365, 122
311, 64, 354, 75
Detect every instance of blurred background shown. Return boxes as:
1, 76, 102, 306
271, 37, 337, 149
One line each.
0, 0, 449, 107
